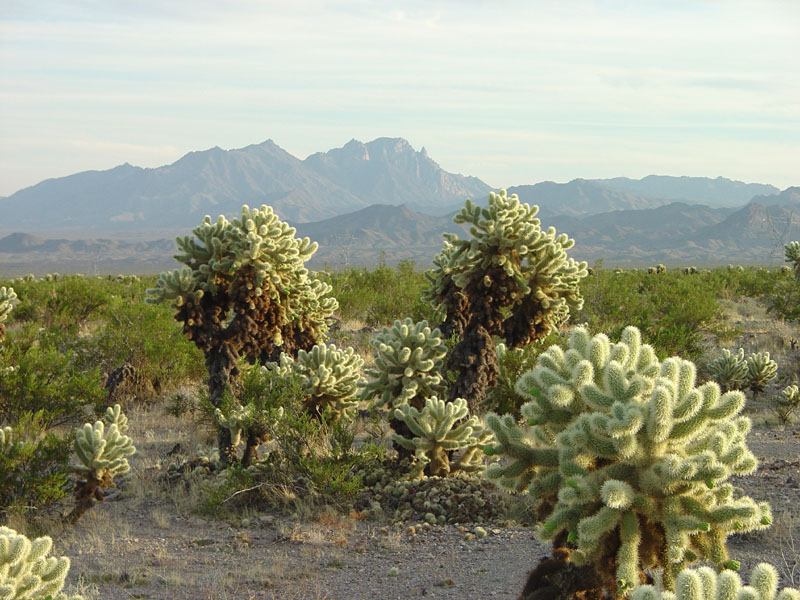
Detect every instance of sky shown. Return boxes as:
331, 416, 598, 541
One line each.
1, 0, 799, 197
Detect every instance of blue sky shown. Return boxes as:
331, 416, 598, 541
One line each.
1, 0, 798, 196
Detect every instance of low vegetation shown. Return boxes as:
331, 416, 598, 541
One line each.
1, 199, 799, 599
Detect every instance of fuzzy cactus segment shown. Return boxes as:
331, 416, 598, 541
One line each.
359, 318, 447, 411
485, 325, 771, 592
709, 349, 748, 393
631, 563, 800, 600
785, 241, 800, 280
0, 526, 83, 600
271, 343, 363, 420
392, 397, 492, 478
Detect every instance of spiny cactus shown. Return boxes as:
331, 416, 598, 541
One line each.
146, 205, 337, 464
0, 286, 17, 343
709, 349, 748, 393
213, 402, 283, 464
486, 326, 771, 597
773, 384, 800, 425
359, 318, 447, 412
631, 563, 800, 600
66, 411, 136, 523
102, 403, 128, 433
744, 351, 777, 400
785, 241, 800, 280
392, 397, 491, 478
271, 343, 364, 420
0, 526, 83, 600
424, 189, 587, 411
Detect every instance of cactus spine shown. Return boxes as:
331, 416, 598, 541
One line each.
486, 326, 771, 596
424, 190, 587, 411
0, 526, 83, 600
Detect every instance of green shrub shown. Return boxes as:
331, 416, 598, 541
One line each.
0, 413, 71, 518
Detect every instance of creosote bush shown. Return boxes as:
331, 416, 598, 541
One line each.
486, 325, 771, 598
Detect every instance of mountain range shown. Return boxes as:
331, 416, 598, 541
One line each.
0, 137, 797, 273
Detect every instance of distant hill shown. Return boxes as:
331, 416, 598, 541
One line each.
507, 179, 665, 218
0, 138, 491, 236
3, 194, 800, 273
593, 175, 779, 207
304, 138, 491, 215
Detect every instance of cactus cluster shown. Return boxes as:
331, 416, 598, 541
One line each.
359, 318, 447, 411
271, 343, 364, 420
785, 241, 800, 280
0, 286, 17, 342
708, 349, 747, 392
632, 563, 799, 600
146, 205, 337, 463
0, 526, 83, 600
485, 326, 771, 594
744, 351, 777, 399
392, 397, 490, 478
424, 190, 587, 410
67, 405, 135, 523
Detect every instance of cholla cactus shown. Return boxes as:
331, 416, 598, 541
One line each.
485, 326, 771, 596
272, 343, 364, 420
0, 286, 17, 342
744, 351, 777, 399
0, 526, 83, 600
146, 205, 337, 464
424, 190, 587, 410
67, 413, 136, 523
709, 349, 748, 392
359, 318, 447, 411
773, 384, 800, 425
631, 563, 800, 600
392, 397, 492, 478
102, 403, 128, 433
214, 401, 284, 465
785, 241, 800, 280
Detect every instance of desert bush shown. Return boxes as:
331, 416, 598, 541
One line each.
576, 269, 725, 360
0, 413, 71, 518
486, 325, 771, 598
326, 259, 432, 326
0, 324, 104, 427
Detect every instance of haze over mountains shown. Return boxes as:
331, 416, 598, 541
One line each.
0, 137, 797, 274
